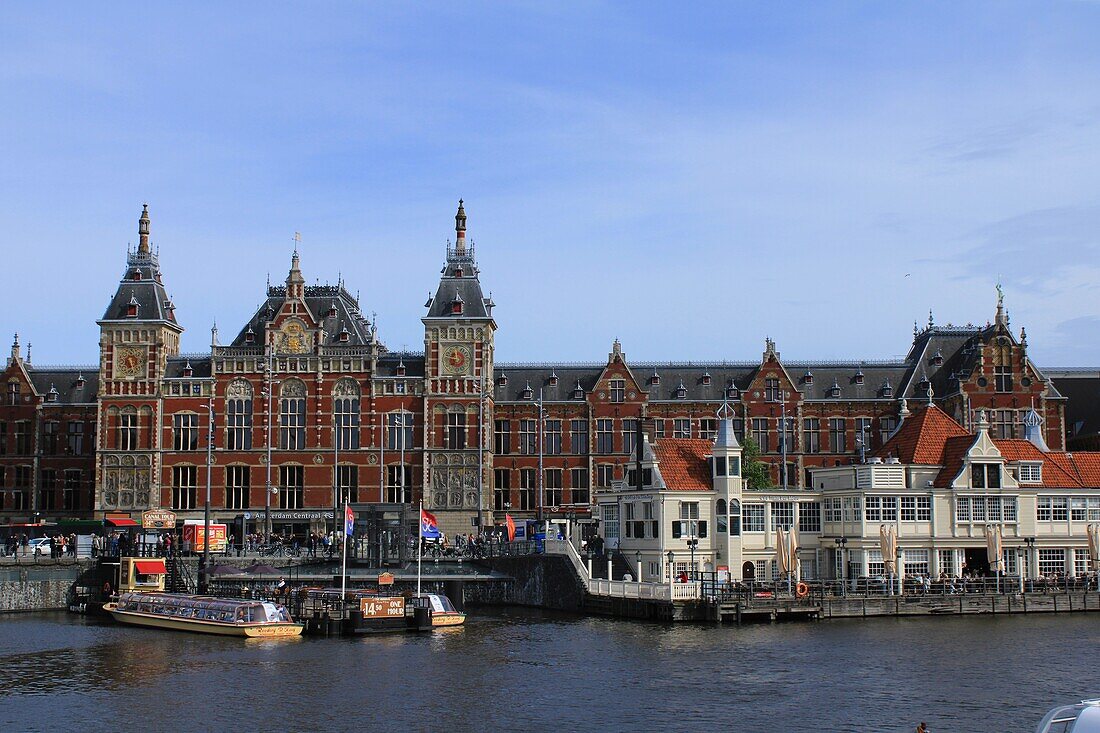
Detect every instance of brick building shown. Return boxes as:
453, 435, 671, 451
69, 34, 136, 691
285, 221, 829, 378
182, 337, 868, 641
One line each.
0, 203, 1096, 538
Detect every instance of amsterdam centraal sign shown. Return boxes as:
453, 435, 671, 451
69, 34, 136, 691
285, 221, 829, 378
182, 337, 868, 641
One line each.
243, 511, 334, 521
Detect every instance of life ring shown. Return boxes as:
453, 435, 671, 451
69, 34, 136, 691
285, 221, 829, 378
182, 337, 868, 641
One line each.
102, 581, 112, 596
795, 582, 809, 598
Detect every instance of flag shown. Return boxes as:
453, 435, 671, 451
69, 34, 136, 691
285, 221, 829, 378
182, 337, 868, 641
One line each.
420, 508, 440, 539
505, 513, 516, 543
344, 504, 355, 537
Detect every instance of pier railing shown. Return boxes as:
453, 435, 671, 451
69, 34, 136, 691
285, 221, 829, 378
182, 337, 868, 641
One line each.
545, 539, 702, 601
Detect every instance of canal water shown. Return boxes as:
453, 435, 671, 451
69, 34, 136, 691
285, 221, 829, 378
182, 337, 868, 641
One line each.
0, 609, 1096, 732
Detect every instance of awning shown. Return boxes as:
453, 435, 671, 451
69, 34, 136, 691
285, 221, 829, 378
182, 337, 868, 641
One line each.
107, 518, 139, 527
133, 559, 166, 575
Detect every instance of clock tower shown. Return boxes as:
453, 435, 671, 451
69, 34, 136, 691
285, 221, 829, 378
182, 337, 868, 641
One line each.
95, 205, 183, 516
422, 201, 497, 535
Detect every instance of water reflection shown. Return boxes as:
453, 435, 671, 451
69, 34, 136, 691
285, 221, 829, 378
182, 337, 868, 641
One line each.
0, 610, 1096, 732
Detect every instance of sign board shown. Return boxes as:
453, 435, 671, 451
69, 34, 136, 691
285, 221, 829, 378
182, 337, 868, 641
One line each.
359, 596, 405, 619
377, 572, 395, 586
181, 522, 227, 553
243, 511, 333, 521
142, 510, 177, 529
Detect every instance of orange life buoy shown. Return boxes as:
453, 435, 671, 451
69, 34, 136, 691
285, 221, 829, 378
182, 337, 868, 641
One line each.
103, 581, 112, 596
795, 582, 809, 598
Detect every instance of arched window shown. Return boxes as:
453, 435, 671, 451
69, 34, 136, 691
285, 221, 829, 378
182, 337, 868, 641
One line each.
729, 499, 741, 536
226, 379, 253, 450
279, 379, 306, 450
716, 499, 727, 533
333, 379, 360, 450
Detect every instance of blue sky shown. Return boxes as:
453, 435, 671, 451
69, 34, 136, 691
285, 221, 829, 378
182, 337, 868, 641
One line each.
2, 2, 1099, 366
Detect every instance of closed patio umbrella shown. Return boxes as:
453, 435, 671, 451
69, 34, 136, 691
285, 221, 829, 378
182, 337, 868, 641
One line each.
986, 525, 1004, 574
775, 527, 788, 578
1087, 524, 1100, 572
879, 525, 896, 575
787, 525, 800, 582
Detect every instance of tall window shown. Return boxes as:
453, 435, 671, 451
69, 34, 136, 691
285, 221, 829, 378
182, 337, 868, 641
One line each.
970, 463, 1001, 489
596, 419, 614, 454
596, 464, 614, 489
622, 419, 638, 455
995, 366, 1013, 393
172, 466, 197, 510
828, 418, 846, 453
765, 378, 781, 402
699, 418, 718, 440
279, 465, 304, 509
63, 469, 81, 511
494, 420, 511, 455
279, 380, 307, 450
12, 467, 30, 510
729, 500, 742, 536
673, 419, 691, 439
0, 422, 6, 454
570, 468, 589, 504
119, 413, 138, 451
879, 416, 897, 444
387, 412, 414, 450
173, 414, 199, 451
805, 416, 822, 451
226, 380, 253, 450
387, 465, 412, 504
333, 383, 360, 449
609, 379, 626, 403
40, 469, 57, 510
66, 421, 84, 455
570, 419, 588, 454
798, 502, 821, 532
778, 418, 795, 454
446, 411, 467, 449
544, 419, 562, 455
1038, 549, 1065, 576
14, 421, 30, 454
43, 421, 59, 455
337, 465, 359, 503
494, 468, 511, 511
519, 419, 537, 454
8, 382, 19, 405
519, 468, 536, 510
545, 469, 563, 507
771, 501, 794, 530
751, 418, 769, 452
993, 409, 1015, 440
226, 466, 250, 509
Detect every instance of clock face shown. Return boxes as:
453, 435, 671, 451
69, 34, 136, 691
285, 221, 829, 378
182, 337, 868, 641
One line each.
442, 345, 471, 375
116, 347, 145, 378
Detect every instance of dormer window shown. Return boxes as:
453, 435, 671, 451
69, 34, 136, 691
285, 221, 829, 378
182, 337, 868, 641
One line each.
522, 382, 534, 400
726, 386, 738, 399
854, 369, 865, 385
829, 380, 841, 398
338, 325, 350, 343
498, 373, 508, 387
126, 294, 139, 318
676, 380, 687, 399
183, 362, 193, 378
702, 371, 712, 386
245, 327, 255, 344
328, 301, 338, 318
881, 379, 893, 398
650, 370, 660, 386
803, 370, 813, 385
397, 360, 406, 377
131, 269, 143, 281
548, 371, 558, 387
47, 385, 58, 402
572, 380, 585, 400
454, 267, 463, 278
931, 350, 944, 366
1018, 462, 1042, 483
970, 463, 1002, 489
451, 298, 463, 315
75, 374, 86, 389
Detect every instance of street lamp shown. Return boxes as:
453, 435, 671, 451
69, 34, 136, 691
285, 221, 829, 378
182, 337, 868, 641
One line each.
666, 550, 675, 593
198, 401, 215, 595
635, 550, 642, 582
1024, 537, 1036, 591
834, 537, 848, 595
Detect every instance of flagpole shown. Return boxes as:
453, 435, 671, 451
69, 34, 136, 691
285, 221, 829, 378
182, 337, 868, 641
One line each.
417, 499, 423, 596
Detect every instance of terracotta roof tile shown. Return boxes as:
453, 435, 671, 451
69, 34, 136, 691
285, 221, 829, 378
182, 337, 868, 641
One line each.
1068, 453, 1100, 487
653, 438, 713, 491
995, 440, 1082, 488
877, 404, 970, 465
933, 435, 977, 487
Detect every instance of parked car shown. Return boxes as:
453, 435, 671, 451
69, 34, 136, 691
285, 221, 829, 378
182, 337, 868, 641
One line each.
27, 537, 53, 556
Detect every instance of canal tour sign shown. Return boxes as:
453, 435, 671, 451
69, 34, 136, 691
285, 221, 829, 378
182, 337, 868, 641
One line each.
141, 510, 177, 529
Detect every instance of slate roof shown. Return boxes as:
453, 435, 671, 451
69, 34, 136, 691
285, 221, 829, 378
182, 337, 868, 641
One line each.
876, 404, 971, 464
27, 369, 99, 404
493, 366, 603, 402
653, 438, 713, 491
376, 352, 426, 378
230, 285, 375, 347
100, 251, 178, 325
164, 356, 213, 378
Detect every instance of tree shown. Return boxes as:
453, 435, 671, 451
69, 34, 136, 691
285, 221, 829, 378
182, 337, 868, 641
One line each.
740, 436, 774, 490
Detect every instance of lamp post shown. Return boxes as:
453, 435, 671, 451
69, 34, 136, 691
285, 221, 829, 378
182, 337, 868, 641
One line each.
1017, 546, 1025, 594
666, 550, 675, 597
198, 400, 214, 595
834, 537, 848, 596
635, 550, 641, 583
1024, 536, 1036, 592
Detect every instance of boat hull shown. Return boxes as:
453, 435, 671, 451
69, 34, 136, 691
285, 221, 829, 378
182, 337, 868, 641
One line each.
104, 604, 303, 638
432, 612, 466, 627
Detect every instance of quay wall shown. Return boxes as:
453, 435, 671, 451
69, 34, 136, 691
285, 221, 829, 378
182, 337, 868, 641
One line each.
0, 563, 89, 613
466, 555, 586, 611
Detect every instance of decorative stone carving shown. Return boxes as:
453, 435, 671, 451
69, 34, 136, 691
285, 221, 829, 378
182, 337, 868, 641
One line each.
226, 378, 253, 399
280, 378, 306, 398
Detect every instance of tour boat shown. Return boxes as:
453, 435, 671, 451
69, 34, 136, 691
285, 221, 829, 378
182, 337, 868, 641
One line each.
103, 592, 303, 638
1035, 699, 1100, 733
409, 593, 466, 627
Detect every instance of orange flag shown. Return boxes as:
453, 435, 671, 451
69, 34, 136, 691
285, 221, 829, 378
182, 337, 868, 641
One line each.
505, 514, 516, 542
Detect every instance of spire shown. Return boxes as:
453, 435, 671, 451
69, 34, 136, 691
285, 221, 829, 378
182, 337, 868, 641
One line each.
455, 199, 467, 255
285, 237, 305, 300
9, 333, 20, 365
995, 282, 1008, 327
138, 204, 150, 254
928, 308, 934, 329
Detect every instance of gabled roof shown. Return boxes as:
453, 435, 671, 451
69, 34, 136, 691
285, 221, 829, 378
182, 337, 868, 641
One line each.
652, 438, 713, 491
876, 404, 971, 464
230, 285, 375, 347
995, 439, 1082, 487
933, 434, 978, 487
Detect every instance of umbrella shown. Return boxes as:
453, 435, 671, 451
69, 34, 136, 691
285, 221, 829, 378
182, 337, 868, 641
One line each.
879, 525, 896, 575
775, 527, 788, 577
207, 564, 244, 577
787, 525, 800, 581
985, 525, 1004, 573
1087, 524, 1100, 572
244, 563, 281, 575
